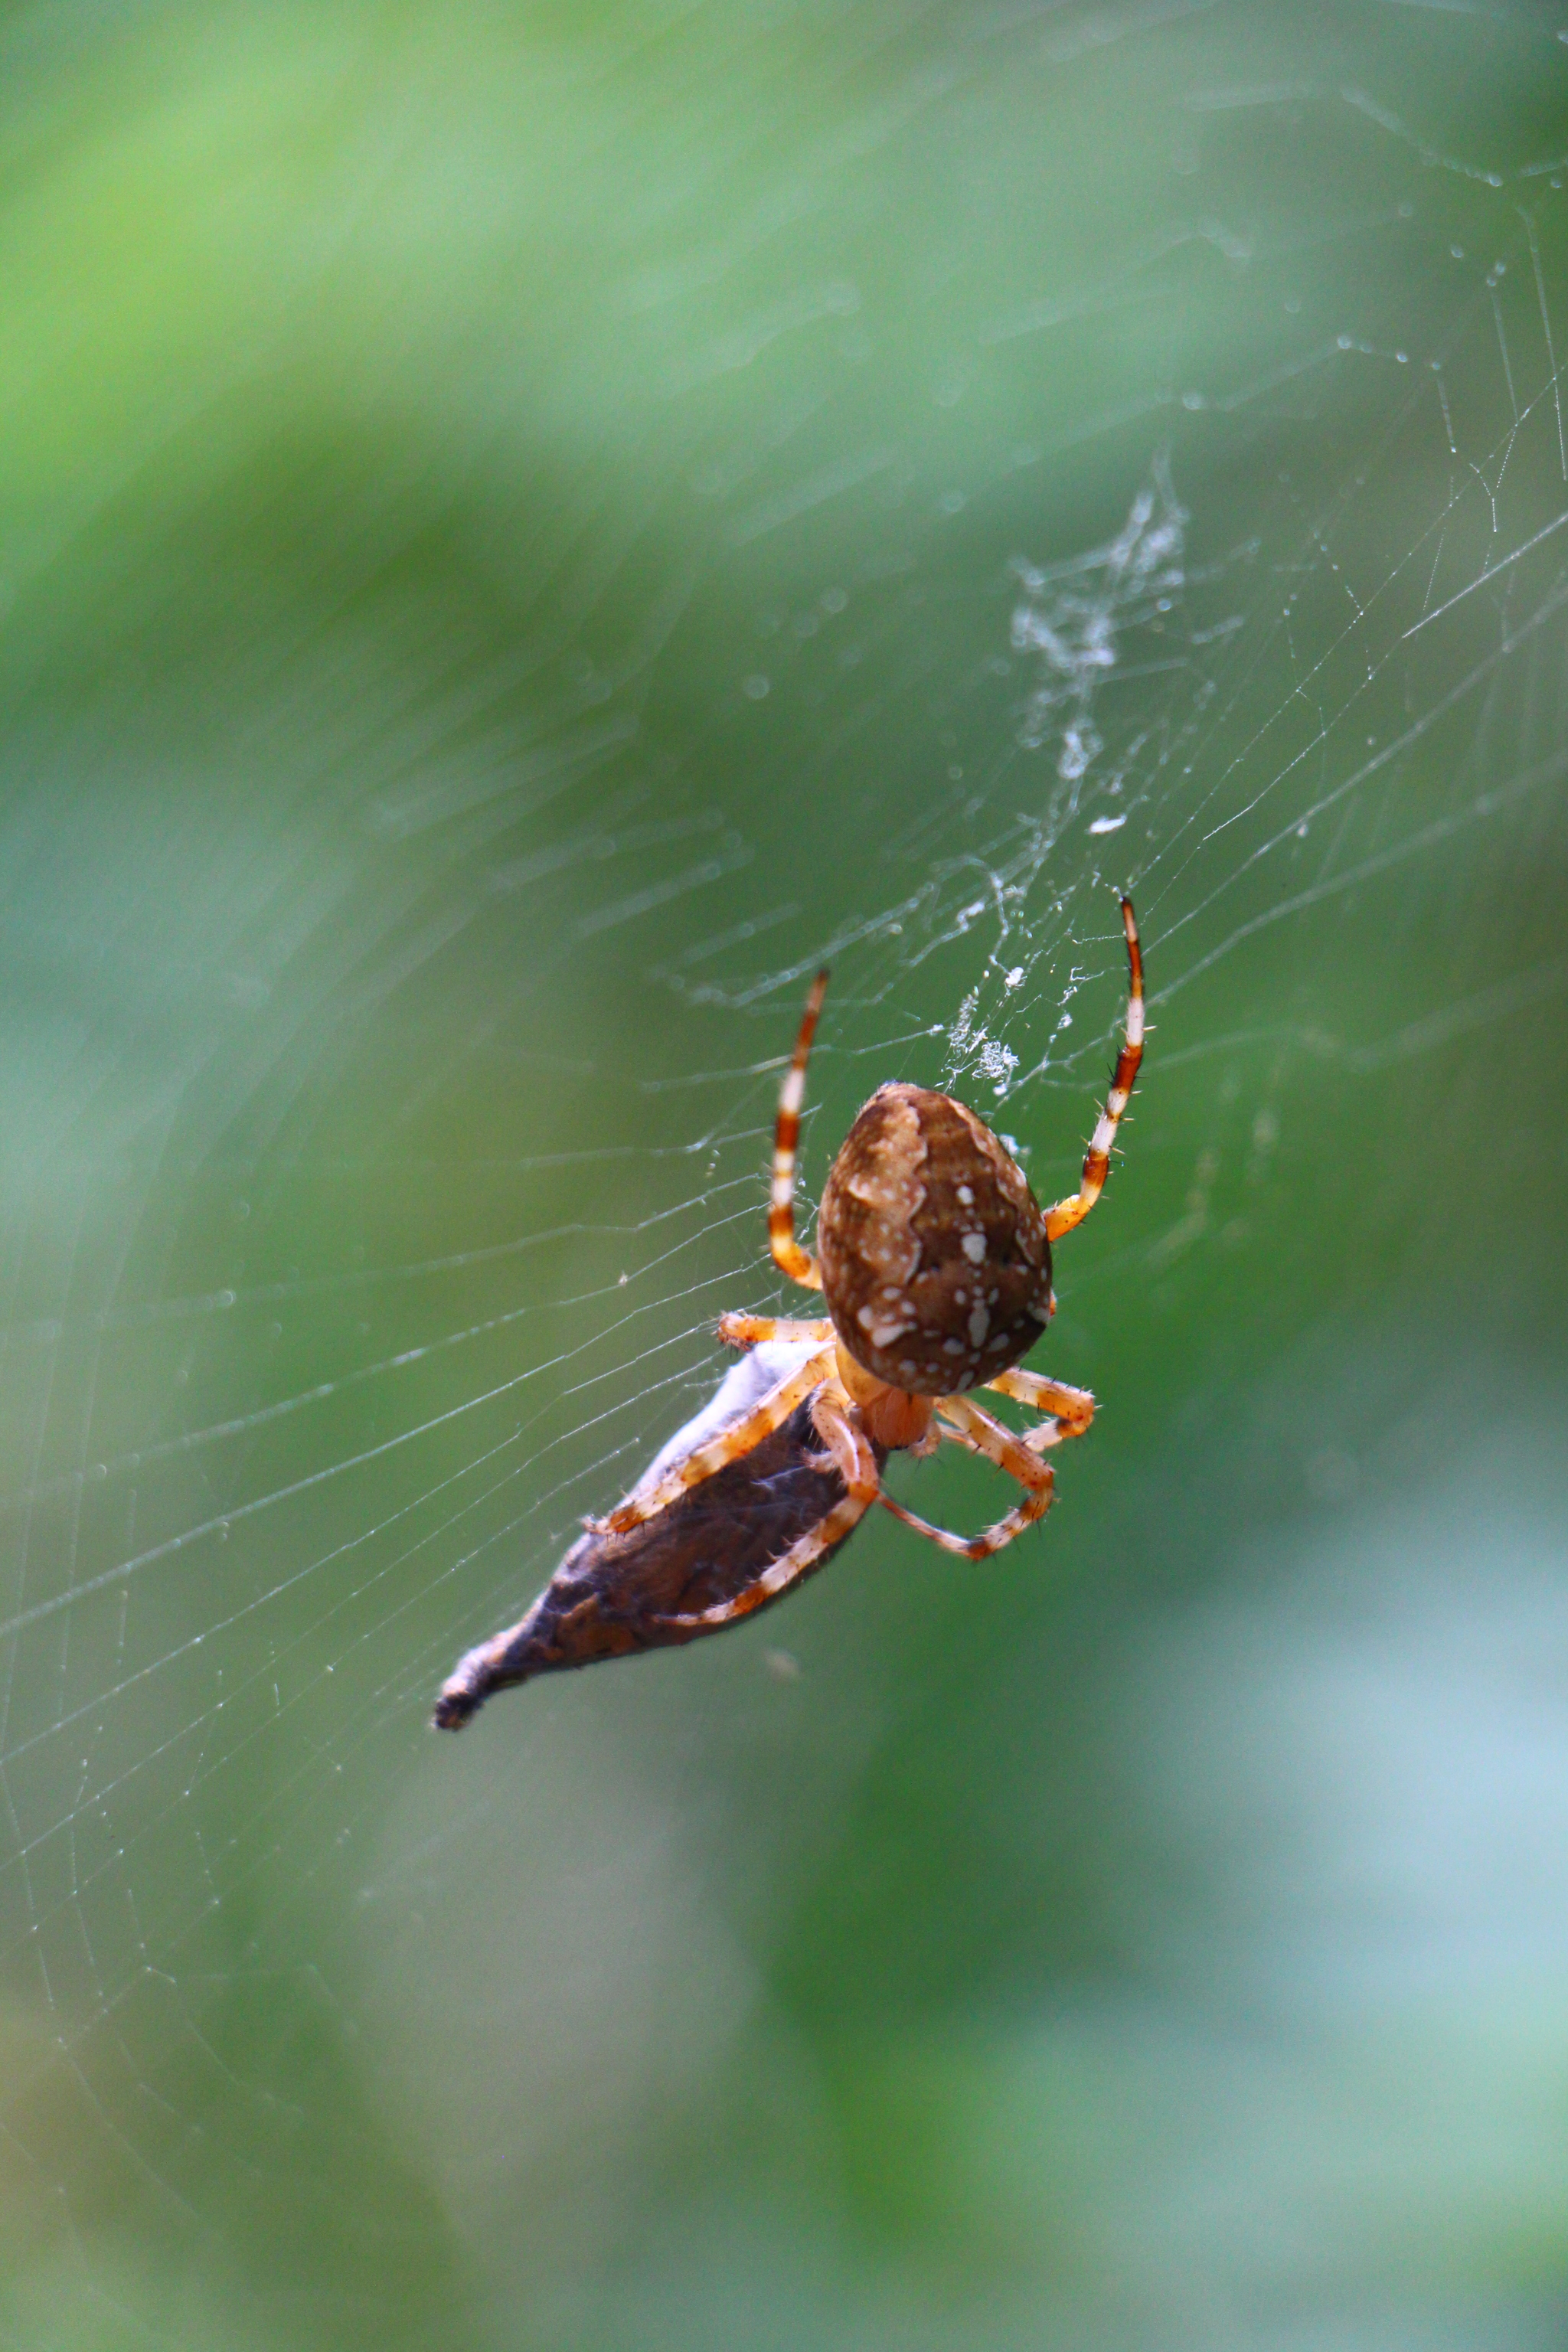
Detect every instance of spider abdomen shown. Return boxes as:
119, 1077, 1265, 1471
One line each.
818, 1083, 1054, 1396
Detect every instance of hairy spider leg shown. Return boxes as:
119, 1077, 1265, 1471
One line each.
769, 969, 829, 1290
985, 1365, 1096, 1439
718, 1312, 835, 1349
877, 1391, 1055, 1560
652, 1384, 880, 1629
596, 1344, 835, 1535
1044, 895, 1145, 1243
941, 1402, 1078, 1464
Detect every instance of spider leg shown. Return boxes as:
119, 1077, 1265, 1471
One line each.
769, 970, 828, 1292
1044, 896, 1144, 1243
939, 1408, 1063, 1464
985, 1367, 1096, 1441
941, 1393, 1059, 1487
718, 1312, 835, 1349
935, 1418, 985, 1458
877, 1391, 1055, 1560
594, 1345, 835, 1536
652, 1387, 879, 1628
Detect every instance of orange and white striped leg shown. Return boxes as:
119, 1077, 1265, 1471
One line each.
595, 1344, 834, 1535
1045, 896, 1145, 1243
652, 1387, 880, 1628
877, 1392, 1055, 1560
985, 1366, 1096, 1441
934, 1410, 1073, 1465
769, 969, 828, 1290
718, 1312, 835, 1350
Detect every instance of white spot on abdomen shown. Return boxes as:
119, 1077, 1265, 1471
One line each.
961, 1232, 986, 1264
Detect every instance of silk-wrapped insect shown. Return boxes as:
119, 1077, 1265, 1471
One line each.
435, 1343, 875, 1726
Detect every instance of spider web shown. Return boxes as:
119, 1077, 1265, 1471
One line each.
1, 4, 1566, 2344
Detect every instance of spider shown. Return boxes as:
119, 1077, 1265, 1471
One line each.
433, 897, 1142, 1725
592, 897, 1142, 1611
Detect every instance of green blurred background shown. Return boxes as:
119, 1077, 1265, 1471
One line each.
2, 3, 1566, 2346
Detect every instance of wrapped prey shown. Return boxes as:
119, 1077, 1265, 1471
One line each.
434, 1342, 880, 1728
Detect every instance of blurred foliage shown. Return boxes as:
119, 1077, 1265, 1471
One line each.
0, 4, 1566, 2348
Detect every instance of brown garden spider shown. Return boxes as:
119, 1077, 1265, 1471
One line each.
434, 897, 1142, 1724
593, 897, 1143, 1616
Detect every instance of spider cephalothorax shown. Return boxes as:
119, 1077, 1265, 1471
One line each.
818, 1083, 1054, 1396
436, 898, 1143, 1724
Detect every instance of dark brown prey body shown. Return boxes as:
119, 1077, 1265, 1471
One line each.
434, 1391, 880, 1727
